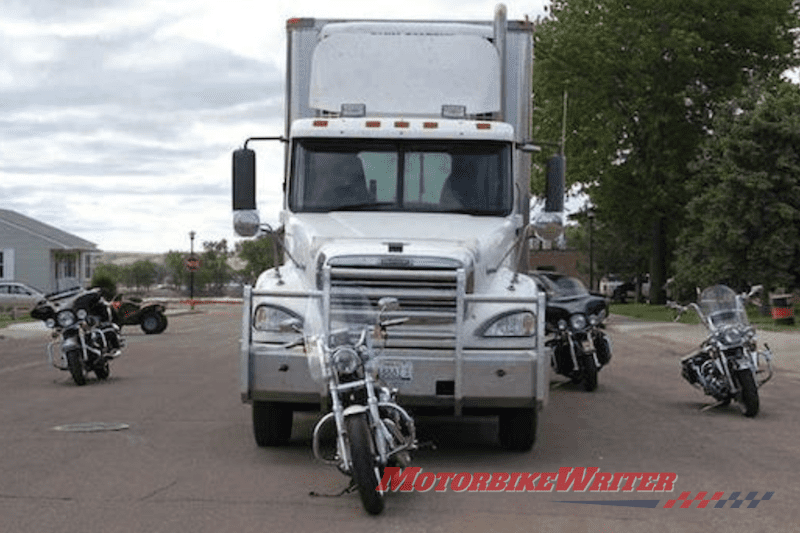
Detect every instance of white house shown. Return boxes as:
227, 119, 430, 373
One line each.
0, 209, 100, 293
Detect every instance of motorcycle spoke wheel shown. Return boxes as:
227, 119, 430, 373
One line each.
66, 350, 87, 386
347, 414, 385, 515
734, 369, 759, 417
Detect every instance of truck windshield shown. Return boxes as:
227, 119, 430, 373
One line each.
289, 139, 512, 215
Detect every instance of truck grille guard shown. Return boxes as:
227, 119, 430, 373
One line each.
241, 264, 546, 415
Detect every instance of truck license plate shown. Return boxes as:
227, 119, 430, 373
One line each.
378, 360, 413, 382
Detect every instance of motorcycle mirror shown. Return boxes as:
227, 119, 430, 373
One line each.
378, 297, 399, 312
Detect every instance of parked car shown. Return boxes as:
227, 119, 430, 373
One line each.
0, 282, 46, 313
598, 274, 633, 302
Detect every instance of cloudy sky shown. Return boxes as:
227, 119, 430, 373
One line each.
1, 0, 549, 254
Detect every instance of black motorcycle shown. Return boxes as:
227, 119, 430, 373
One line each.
529, 272, 612, 391
30, 287, 125, 385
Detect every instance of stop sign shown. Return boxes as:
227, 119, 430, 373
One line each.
185, 256, 201, 272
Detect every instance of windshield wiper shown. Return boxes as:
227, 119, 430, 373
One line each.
332, 202, 395, 211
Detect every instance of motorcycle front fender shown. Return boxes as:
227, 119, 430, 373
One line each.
342, 404, 370, 418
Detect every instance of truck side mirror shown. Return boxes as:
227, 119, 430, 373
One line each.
232, 148, 257, 210
544, 154, 565, 213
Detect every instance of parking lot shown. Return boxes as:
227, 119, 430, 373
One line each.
1, 305, 799, 532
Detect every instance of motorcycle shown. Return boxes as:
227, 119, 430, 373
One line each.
297, 293, 416, 515
529, 272, 612, 391
30, 287, 125, 386
668, 285, 773, 417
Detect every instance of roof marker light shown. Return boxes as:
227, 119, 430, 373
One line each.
366, 120, 381, 128
423, 122, 439, 129
313, 120, 328, 127
394, 121, 409, 128
476, 123, 492, 130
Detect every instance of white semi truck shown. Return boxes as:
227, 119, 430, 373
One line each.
232, 4, 564, 452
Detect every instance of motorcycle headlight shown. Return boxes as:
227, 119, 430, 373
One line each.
331, 346, 361, 375
57, 310, 77, 328
253, 304, 301, 332
480, 311, 535, 337
45, 318, 56, 329
569, 314, 588, 331
722, 327, 744, 345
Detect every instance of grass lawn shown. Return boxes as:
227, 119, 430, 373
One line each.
610, 302, 798, 332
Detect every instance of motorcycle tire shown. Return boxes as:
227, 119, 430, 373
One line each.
66, 350, 87, 386
734, 369, 759, 417
94, 360, 110, 380
347, 413, 385, 515
252, 401, 292, 447
581, 356, 598, 392
140, 312, 162, 335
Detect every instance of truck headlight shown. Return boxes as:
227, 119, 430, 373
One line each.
480, 311, 535, 337
253, 304, 301, 332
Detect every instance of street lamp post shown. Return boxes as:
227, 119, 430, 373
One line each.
189, 231, 196, 307
587, 210, 595, 292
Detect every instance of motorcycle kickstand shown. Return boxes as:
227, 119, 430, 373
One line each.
309, 479, 358, 498
699, 399, 728, 412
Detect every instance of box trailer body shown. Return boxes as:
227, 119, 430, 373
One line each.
233, 5, 553, 450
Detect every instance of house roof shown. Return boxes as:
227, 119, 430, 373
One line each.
0, 209, 98, 251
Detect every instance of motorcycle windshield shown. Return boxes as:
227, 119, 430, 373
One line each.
303, 290, 377, 383
698, 285, 748, 329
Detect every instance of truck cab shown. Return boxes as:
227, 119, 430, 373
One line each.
233, 6, 562, 452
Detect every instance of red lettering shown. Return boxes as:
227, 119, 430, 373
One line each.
487, 472, 510, 492
636, 473, 659, 492
434, 472, 456, 492
376, 466, 421, 492
414, 472, 436, 492
589, 472, 613, 492
555, 467, 599, 492
535, 472, 557, 492
608, 472, 627, 492
514, 472, 541, 492
451, 472, 472, 492
653, 472, 677, 492
618, 473, 644, 492
505, 472, 523, 492
468, 472, 492, 492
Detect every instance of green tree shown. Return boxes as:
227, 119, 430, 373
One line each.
128, 260, 158, 290
235, 234, 277, 285
673, 79, 800, 295
198, 240, 233, 295
164, 251, 187, 290
532, 0, 799, 303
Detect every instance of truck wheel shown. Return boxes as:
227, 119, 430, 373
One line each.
498, 407, 537, 452
252, 401, 293, 446
347, 413, 385, 515
66, 350, 87, 386
734, 369, 759, 417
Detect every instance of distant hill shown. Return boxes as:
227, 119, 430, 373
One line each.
97, 252, 166, 266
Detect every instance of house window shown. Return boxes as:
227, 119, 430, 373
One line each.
0, 249, 14, 280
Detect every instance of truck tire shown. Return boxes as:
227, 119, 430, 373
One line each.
498, 407, 537, 452
252, 401, 293, 446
